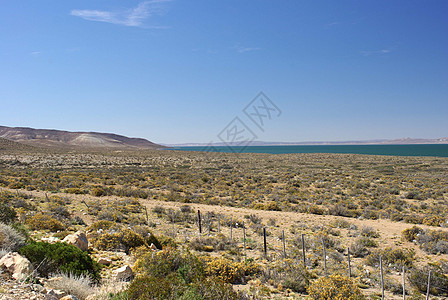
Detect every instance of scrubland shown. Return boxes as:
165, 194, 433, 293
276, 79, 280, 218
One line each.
1, 148, 448, 299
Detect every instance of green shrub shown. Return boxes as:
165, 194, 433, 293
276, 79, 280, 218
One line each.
307, 274, 365, 300
93, 227, 161, 254
18, 241, 100, 281
128, 248, 237, 299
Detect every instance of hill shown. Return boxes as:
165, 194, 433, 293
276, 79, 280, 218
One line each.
0, 137, 37, 151
0, 126, 165, 150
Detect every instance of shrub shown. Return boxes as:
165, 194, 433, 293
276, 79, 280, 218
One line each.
359, 226, 380, 238
415, 229, 448, 254
0, 222, 25, 251
129, 248, 238, 299
189, 234, 236, 252
423, 215, 445, 227
408, 265, 448, 297
277, 262, 311, 293
307, 274, 365, 300
0, 202, 17, 224
90, 187, 106, 197
365, 247, 415, 270
26, 213, 65, 232
126, 274, 237, 300
87, 220, 116, 231
18, 241, 100, 281
204, 257, 260, 284
92, 226, 160, 254
402, 226, 424, 242
65, 188, 85, 195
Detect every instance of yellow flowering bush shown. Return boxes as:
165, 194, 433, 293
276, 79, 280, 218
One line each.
308, 274, 365, 300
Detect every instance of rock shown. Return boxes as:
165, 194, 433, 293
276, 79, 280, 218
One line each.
60, 296, 80, 300
33, 283, 46, 293
46, 289, 66, 300
62, 231, 88, 251
114, 265, 133, 281
0, 252, 33, 281
97, 257, 112, 265
149, 243, 157, 251
41, 236, 60, 243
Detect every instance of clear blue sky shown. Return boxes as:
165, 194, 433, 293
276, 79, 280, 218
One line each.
1, 1, 447, 144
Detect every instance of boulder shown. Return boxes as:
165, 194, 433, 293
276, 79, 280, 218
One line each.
97, 257, 112, 266
0, 252, 32, 281
62, 231, 88, 251
60, 296, 80, 300
114, 265, 133, 281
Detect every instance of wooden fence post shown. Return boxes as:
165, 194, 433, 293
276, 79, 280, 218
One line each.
218, 215, 221, 233
348, 247, 351, 278
230, 217, 233, 240
426, 270, 431, 300
243, 221, 246, 259
263, 227, 267, 258
197, 210, 202, 234
144, 206, 149, 225
380, 256, 385, 300
322, 239, 328, 277
282, 230, 286, 259
403, 266, 406, 300
301, 234, 306, 267
207, 213, 211, 236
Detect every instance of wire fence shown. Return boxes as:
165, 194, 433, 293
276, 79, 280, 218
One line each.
192, 209, 448, 299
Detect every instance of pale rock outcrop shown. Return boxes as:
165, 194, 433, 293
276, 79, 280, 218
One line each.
0, 252, 32, 281
62, 231, 88, 251
114, 265, 133, 281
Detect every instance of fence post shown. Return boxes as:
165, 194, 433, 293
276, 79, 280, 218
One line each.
218, 215, 221, 233
322, 239, 327, 277
207, 213, 211, 236
197, 210, 202, 234
144, 206, 149, 225
243, 221, 246, 260
348, 247, 351, 278
403, 265, 406, 300
282, 230, 286, 259
380, 256, 385, 300
426, 270, 431, 300
263, 227, 267, 258
230, 217, 233, 240
301, 234, 306, 267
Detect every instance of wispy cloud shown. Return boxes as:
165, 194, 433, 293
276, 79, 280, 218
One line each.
231, 45, 261, 53
360, 49, 391, 56
70, 0, 171, 28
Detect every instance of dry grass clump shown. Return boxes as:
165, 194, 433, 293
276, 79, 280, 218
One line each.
48, 272, 94, 300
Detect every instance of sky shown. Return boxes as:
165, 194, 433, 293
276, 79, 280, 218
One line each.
1, 0, 447, 144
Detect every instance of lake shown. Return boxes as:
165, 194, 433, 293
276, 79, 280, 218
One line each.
170, 144, 448, 157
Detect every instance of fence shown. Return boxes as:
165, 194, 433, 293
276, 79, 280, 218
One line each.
192, 209, 448, 299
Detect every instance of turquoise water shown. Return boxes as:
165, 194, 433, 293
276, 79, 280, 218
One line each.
170, 144, 448, 157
